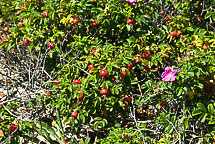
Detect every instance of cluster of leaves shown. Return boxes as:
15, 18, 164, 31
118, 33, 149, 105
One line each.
0, 0, 215, 143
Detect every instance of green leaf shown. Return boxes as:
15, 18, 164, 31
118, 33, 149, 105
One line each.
126, 24, 130, 31
101, 121, 106, 128
205, 12, 212, 19
94, 117, 102, 121
177, 87, 183, 96
139, 15, 146, 23
160, 112, 167, 121
114, 123, 121, 128
115, 87, 119, 95
36, 122, 61, 143
131, 79, 138, 85
85, 137, 91, 144
187, 27, 194, 31
212, 13, 215, 21
159, 138, 168, 143
197, 103, 207, 112
183, 118, 189, 129
208, 104, 214, 114
57, 111, 64, 141
112, 63, 119, 68
159, 43, 170, 48
35, 123, 54, 143
22, 135, 40, 143
171, 116, 176, 124
200, 113, 208, 123
93, 121, 100, 130
35, 44, 41, 50
192, 109, 202, 116
209, 119, 215, 125
143, 15, 151, 19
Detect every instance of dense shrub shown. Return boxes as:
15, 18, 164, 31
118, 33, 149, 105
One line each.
0, 0, 215, 143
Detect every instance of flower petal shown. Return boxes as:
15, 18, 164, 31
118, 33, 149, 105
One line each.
165, 67, 172, 71
171, 70, 178, 75
163, 76, 171, 82
161, 67, 172, 78
169, 76, 176, 82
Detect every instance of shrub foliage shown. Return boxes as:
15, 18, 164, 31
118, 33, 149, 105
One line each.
0, 0, 215, 143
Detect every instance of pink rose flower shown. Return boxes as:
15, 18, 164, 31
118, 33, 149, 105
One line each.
161, 67, 181, 82
125, 0, 137, 5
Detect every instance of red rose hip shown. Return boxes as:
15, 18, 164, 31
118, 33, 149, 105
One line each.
79, 94, 84, 100
122, 103, 126, 108
88, 64, 94, 70
73, 18, 79, 24
160, 10, 165, 15
127, 19, 134, 25
72, 112, 78, 118
9, 125, 18, 134
120, 71, 127, 78
169, 32, 176, 37
24, 38, 30, 45
160, 102, 168, 108
73, 80, 81, 85
136, 59, 142, 64
111, 78, 115, 83
54, 79, 60, 84
18, 22, 23, 28
2, 36, 8, 41
202, 45, 209, 49
45, 91, 51, 95
127, 62, 133, 68
177, 30, 182, 36
100, 89, 108, 95
127, 97, 132, 103
48, 42, 55, 49
126, 62, 133, 70
142, 51, 150, 59
92, 20, 98, 26
122, 97, 127, 101
100, 70, 108, 79
21, 5, 25, 12
43, 10, 47, 17
144, 65, 149, 71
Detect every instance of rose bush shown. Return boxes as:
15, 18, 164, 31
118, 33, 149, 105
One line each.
0, 0, 215, 143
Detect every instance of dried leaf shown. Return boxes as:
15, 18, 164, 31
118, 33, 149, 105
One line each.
0, 129, 4, 137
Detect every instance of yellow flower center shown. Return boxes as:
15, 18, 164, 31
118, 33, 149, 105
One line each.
167, 73, 173, 78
